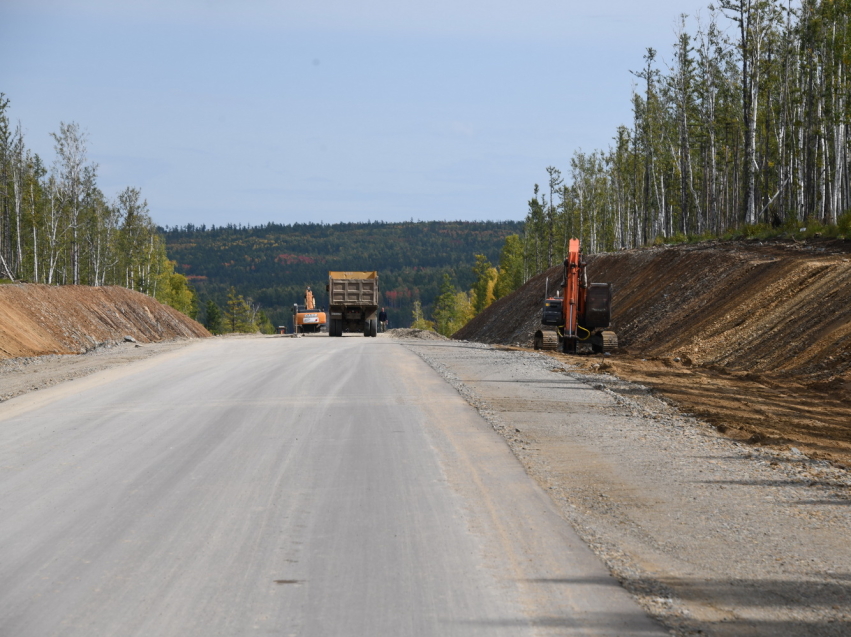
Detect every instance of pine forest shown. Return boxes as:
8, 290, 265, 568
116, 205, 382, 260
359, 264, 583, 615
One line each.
163, 221, 522, 332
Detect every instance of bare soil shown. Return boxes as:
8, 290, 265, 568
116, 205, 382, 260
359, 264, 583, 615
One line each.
454, 239, 851, 466
0, 283, 210, 359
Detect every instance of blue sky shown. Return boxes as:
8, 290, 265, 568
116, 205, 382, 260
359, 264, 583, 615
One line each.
2, 0, 714, 227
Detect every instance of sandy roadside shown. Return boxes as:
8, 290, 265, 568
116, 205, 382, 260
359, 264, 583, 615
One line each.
0, 334, 293, 406
0, 338, 202, 403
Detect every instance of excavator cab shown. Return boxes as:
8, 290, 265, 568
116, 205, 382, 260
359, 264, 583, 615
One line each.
541, 298, 563, 326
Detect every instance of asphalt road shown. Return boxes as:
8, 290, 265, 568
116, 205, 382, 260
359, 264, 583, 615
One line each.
0, 335, 665, 636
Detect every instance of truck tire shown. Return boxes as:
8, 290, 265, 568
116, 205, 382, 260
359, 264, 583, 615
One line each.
370, 318, 377, 337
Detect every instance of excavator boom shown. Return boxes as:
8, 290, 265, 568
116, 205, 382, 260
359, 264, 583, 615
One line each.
562, 238, 582, 354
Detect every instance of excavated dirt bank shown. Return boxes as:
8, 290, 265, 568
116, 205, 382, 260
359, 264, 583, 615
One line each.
454, 239, 851, 465
0, 284, 210, 359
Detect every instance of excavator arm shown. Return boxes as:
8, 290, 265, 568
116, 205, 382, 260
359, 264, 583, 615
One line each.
562, 238, 583, 354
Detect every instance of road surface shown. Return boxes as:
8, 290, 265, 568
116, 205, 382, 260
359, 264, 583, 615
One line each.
0, 335, 665, 636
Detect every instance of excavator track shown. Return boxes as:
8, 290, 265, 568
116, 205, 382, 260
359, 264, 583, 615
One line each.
601, 330, 619, 352
534, 330, 559, 351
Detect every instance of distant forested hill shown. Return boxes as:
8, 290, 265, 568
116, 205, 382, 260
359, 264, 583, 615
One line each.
163, 220, 523, 329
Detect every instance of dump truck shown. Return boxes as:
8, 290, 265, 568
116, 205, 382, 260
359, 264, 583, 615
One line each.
326, 271, 379, 337
292, 287, 327, 333
533, 239, 618, 354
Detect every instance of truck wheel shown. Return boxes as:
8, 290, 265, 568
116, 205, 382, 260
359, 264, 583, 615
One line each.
363, 321, 370, 337
370, 318, 377, 337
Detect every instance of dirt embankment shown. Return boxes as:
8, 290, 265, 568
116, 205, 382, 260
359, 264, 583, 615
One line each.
455, 239, 851, 464
0, 284, 210, 359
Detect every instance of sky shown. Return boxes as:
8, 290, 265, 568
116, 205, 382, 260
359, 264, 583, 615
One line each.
2, 0, 716, 228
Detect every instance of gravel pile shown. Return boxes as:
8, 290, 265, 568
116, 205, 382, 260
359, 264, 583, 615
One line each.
405, 339, 851, 637
386, 328, 449, 341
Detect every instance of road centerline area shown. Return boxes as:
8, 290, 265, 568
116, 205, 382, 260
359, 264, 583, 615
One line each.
0, 336, 665, 636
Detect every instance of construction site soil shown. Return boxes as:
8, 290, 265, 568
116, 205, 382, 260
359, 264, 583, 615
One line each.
0, 284, 210, 360
454, 238, 851, 467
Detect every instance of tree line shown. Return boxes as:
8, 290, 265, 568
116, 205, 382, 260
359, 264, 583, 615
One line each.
520, 0, 851, 278
163, 220, 522, 330
414, 235, 525, 335
0, 96, 196, 317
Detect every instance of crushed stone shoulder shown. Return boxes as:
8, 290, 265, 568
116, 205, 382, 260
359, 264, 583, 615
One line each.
404, 338, 851, 637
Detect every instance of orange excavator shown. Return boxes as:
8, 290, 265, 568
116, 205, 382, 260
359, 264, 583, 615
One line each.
533, 238, 618, 354
293, 287, 327, 334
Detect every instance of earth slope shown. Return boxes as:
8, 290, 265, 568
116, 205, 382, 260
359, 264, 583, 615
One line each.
454, 239, 851, 463
0, 284, 210, 359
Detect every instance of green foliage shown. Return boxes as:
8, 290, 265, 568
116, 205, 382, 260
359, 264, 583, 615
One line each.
162, 220, 521, 329
204, 300, 224, 335
494, 235, 524, 299
155, 262, 198, 319
452, 290, 476, 329
0, 99, 182, 312
432, 273, 475, 336
470, 254, 497, 315
256, 310, 275, 335
432, 273, 457, 336
838, 212, 851, 237
224, 287, 256, 333
410, 300, 435, 331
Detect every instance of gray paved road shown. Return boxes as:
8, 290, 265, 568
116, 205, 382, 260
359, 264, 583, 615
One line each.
0, 336, 665, 636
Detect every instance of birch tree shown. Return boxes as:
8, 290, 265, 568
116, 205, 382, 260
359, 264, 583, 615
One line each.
51, 122, 92, 285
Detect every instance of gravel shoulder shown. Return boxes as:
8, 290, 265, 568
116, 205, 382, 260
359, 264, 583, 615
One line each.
0, 338, 201, 403
396, 337, 851, 637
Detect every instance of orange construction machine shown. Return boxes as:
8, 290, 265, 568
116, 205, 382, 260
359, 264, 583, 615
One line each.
534, 238, 618, 354
292, 287, 327, 333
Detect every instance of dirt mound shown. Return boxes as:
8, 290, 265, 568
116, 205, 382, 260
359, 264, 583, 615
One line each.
386, 328, 449, 341
455, 239, 851, 463
0, 284, 210, 359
